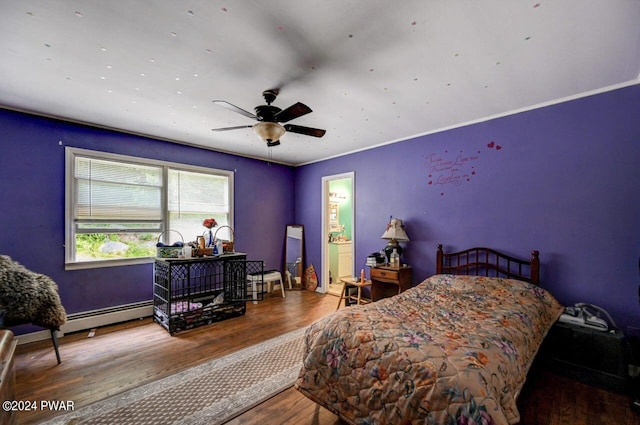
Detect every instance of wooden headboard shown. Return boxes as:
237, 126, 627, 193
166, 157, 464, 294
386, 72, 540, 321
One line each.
436, 244, 540, 285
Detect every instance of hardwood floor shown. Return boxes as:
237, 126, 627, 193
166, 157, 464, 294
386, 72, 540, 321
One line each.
12, 290, 638, 425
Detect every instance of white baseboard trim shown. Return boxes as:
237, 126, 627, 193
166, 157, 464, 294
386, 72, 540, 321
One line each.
15, 301, 153, 345
15, 329, 54, 345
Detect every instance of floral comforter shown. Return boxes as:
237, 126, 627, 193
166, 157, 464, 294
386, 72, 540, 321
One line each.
295, 274, 563, 425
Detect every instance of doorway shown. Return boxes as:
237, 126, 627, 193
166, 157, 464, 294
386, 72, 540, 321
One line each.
321, 172, 355, 296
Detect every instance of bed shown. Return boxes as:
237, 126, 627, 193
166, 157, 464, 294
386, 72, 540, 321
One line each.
295, 245, 563, 425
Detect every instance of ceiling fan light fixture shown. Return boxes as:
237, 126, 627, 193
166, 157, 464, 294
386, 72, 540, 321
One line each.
253, 122, 285, 145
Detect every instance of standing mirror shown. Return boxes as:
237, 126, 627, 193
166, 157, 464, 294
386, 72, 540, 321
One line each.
284, 225, 305, 290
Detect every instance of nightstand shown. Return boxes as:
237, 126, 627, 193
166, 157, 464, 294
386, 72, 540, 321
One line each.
370, 265, 412, 301
539, 321, 629, 394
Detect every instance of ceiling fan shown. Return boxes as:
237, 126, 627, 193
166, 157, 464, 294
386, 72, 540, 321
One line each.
211, 89, 326, 147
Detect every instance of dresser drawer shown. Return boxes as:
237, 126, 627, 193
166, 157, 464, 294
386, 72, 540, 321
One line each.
370, 267, 399, 282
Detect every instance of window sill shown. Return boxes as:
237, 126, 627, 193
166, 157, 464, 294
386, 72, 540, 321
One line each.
65, 257, 154, 271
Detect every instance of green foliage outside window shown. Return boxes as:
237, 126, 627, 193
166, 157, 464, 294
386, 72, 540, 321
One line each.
75, 233, 157, 260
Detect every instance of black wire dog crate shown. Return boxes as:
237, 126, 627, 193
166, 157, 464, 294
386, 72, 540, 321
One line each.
153, 253, 265, 334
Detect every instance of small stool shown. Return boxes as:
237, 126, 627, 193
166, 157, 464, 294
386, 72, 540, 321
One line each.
248, 271, 285, 304
263, 271, 286, 298
336, 278, 371, 310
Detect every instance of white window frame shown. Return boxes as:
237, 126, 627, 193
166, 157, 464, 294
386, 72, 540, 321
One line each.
65, 147, 234, 270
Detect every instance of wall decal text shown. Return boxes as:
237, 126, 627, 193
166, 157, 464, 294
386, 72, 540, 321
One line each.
423, 141, 502, 195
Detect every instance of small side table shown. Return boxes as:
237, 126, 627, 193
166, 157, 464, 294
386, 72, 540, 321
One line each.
336, 277, 371, 310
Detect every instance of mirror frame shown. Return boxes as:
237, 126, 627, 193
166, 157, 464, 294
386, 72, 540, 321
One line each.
284, 224, 305, 290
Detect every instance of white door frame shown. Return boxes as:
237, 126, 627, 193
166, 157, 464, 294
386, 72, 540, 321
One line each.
320, 172, 355, 294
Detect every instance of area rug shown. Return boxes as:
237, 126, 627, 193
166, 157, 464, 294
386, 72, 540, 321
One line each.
42, 327, 308, 425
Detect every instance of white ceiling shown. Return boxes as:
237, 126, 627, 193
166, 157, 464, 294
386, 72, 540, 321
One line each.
1, 1, 639, 166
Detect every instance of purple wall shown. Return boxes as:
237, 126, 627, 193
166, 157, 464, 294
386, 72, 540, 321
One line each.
0, 109, 294, 320
2, 85, 639, 333
296, 85, 640, 330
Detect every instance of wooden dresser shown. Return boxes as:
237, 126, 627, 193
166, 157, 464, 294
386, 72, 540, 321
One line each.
0, 330, 17, 425
370, 265, 413, 301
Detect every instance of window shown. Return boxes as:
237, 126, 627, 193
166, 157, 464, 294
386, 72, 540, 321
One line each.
65, 147, 233, 269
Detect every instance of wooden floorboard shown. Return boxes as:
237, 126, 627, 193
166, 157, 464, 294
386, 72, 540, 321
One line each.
12, 290, 638, 425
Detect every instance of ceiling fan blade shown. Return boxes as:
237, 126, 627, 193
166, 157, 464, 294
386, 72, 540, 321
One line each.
211, 125, 253, 132
284, 124, 326, 138
274, 102, 312, 123
212, 100, 257, 119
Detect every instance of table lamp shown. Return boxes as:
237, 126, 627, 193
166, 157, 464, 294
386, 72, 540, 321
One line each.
380, 217, 410, 263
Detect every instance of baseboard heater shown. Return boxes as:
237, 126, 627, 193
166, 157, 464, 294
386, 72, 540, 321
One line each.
15, 301, 153, 345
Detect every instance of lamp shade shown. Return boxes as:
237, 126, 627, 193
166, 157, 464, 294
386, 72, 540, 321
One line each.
380, 218, 410, 241
253, 122, 285, 144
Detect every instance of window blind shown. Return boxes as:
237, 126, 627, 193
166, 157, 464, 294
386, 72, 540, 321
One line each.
75, 157, 162, 221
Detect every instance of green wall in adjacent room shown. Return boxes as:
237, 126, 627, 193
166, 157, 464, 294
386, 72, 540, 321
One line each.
329, 178, 352, 240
